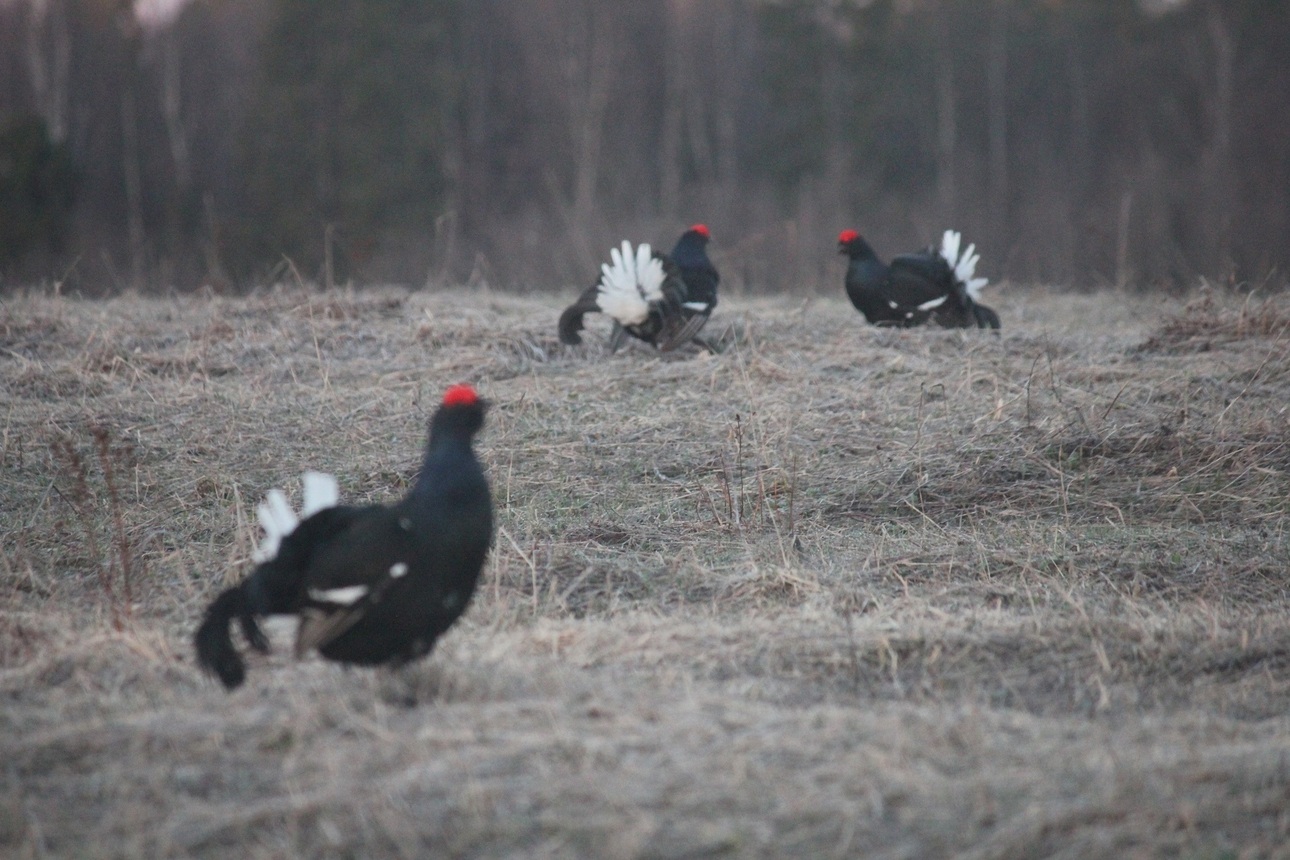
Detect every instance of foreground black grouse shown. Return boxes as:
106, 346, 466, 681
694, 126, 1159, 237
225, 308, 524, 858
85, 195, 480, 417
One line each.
559, 224, 719, 351
838, 229, 1001, 329
194, 384, 493, 690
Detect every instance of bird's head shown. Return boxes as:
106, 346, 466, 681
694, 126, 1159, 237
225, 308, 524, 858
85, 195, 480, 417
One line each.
837, 229, 861, 254
671, 224, 714, 264
433, 384, 487, 438
442, 384, 479, 408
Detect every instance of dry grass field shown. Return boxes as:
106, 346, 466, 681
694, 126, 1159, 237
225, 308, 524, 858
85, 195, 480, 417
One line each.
3, 281, 1290, 858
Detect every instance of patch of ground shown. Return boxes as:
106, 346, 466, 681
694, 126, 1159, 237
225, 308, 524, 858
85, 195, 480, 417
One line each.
3, 284, 1290, 858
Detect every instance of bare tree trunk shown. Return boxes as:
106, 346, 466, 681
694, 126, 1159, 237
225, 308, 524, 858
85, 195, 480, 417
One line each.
454, 9, 490, 246
23, 0, 71, 142
201, 192, 230, 287
1116, 190, 1133, 288
713, 1, 740, 217
160, 29, 191, 193
121, 86, 147, 289
934, 3, 957, 222
659, 0, 685, 217
1065, 32, 1089, 200
987, 0, 1008, 232
552, 2, 617, 273
1061, 20, 1090, 282
684, 88, 714, 191
1205, 0, 1234, 275
665, 0, 740, 219
568, 6, 615, 223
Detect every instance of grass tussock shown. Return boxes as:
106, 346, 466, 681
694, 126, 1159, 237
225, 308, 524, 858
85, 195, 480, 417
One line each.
3, 284, 1290, 858
1136, 285, 1290, 352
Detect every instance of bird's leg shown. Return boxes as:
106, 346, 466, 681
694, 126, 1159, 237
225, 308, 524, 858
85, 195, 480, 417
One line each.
607, 323, 627, 353
693, 335, 722, 355
239, 613, 270, 653
374, 661, 442, 708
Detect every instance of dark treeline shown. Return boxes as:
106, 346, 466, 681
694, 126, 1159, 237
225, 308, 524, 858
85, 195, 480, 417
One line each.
1, 0, 1286, 294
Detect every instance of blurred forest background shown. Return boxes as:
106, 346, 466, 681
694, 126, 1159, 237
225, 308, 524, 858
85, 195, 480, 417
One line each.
0, 0, 1286, 294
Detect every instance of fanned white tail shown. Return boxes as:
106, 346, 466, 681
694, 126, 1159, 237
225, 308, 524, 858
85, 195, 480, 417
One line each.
594, 241, 666, 326
252, 471, 339, 562
301, 471, 339, 516
939, 230, 989, 301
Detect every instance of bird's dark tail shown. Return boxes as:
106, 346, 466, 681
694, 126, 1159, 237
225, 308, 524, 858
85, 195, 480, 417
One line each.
558, 285, 602, 345
973, 303, 1002, 330
195, 585, 266, 689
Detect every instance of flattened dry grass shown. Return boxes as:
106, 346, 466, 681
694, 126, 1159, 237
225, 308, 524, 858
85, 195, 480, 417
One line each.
3, 283, 1290, 858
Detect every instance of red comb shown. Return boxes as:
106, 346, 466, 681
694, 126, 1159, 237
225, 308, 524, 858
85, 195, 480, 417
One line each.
442, 384, 479, 407
838, 229, 860, 243
689, 223, 710, 238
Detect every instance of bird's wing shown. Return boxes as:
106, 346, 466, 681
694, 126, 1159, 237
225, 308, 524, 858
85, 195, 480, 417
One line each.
679, 265, 720, 310
245, 504, 375, 615
653, 260, 710, 351
657, 258, 688, 311
887, 253, 955, 309
291, 509, 417, 656
657, 312, 711, 352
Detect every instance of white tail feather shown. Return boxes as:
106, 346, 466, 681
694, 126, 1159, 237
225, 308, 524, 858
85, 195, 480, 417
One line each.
939, 229, 989, 300
301, 471, 339, 517
595, 241, 666, 326
254, 490, 298, 562
253, 472, 340, 562
939, 230, 961, 269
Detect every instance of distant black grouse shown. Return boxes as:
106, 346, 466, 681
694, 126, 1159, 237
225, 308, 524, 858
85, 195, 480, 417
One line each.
194, 384, 493, 690
838, 229, 1000, 329
559, 224, 720, 351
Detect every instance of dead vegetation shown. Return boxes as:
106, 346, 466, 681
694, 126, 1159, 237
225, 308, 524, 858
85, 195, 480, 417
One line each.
2, 284, 1290, 858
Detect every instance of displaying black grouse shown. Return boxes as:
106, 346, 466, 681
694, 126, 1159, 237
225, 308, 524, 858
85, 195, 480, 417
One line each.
194, 384, 493, 690
838, 229, 1000, 330
559, 224, 719, 351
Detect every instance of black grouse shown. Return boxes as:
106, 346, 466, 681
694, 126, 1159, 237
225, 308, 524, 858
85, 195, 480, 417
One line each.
838, 229, 1001, 330
559, 224, 719, 351
194, 384, 493, 690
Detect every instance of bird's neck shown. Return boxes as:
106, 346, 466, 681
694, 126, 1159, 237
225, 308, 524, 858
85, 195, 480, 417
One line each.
847, 252, 888, 286
670, 239, 708, 269
846, 236, 882, 263
409, 437, 473, 500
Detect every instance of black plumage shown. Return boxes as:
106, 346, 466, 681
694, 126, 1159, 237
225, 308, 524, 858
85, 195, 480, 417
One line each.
559, 224, 720, 351
838, 229, 1000, 330
669, 224, 720, 318
194, 385, 493, 690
